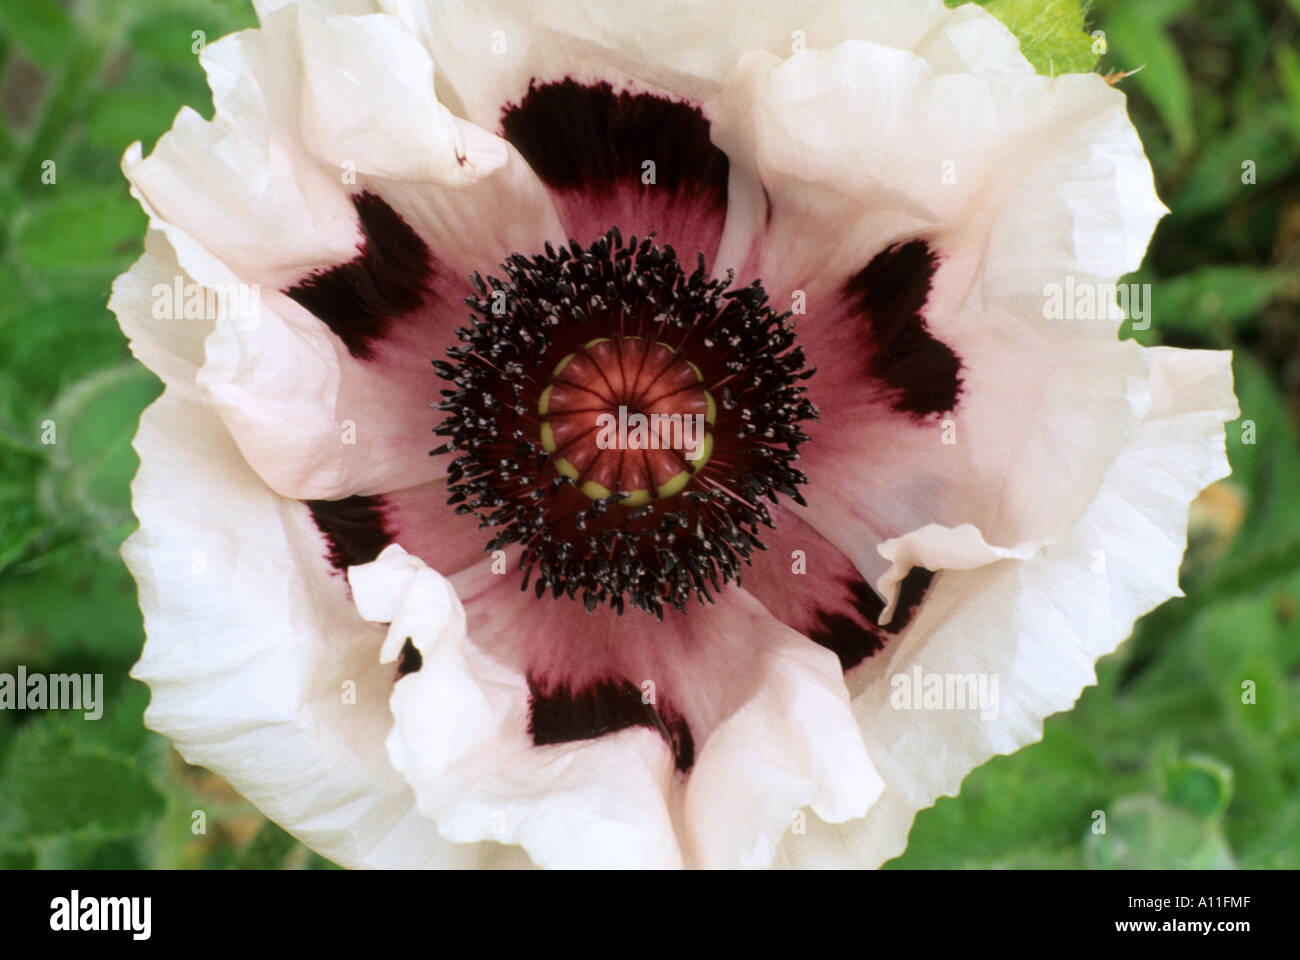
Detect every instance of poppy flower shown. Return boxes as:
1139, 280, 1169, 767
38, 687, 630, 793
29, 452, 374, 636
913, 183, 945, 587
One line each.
111, 0, 1238, 868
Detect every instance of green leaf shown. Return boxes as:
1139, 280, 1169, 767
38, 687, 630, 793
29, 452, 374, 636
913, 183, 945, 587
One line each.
40, 364, 159, 535
886, 726, 1108, 867
1121, 265, 1289, 342
128, 10, 212, 68
0, 0, 75, 69
0, 717, 164, 841
1276, 45, 1300, 146
1221, 356, 1300, 554
1083, 795, 1235, 868
13, 186, 146, 275
980, 0, 1100, 75
1238, 796, 1300, 868
1161, 752, 1234, 818
0, 544, 146, 660
36, 363, 160, 549
86, 88, 186, 156
1104, 6, 1195, 154
1171, 105, 1296, 218
0, 844, 38, 869
1191, 597, 1286, 737
1, 289, 134, 407
235, 820, 301, 870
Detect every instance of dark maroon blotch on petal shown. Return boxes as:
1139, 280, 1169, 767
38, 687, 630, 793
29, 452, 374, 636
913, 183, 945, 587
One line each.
284, 191, 433, 361
500, 78, 728, 208
807, 581, 888, 672
527, 675, 695, 771
397, 637, 423, 677
807, 567, 936, 671
888, 566, 935, 634
305, 494, 393, 571
843, 241, 961, 417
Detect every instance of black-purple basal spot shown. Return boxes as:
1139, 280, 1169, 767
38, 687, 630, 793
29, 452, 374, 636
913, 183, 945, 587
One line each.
306, 494, 393, 571
843, 240, 961, 418
500, 78, 729, 209
285, 192, 433, 361
807, 567, 937, 672
527, 675, 695, 771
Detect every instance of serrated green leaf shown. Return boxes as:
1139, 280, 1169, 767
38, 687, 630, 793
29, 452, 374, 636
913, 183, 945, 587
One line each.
983, 0, 1100, 75
27, 364, 159, 554
0, 544, 146, 660
0, 718, 164, 840
887, 727, 1107, 868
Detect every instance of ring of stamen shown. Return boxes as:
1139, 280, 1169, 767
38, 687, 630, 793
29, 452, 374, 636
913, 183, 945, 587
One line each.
432, 230, 816, 618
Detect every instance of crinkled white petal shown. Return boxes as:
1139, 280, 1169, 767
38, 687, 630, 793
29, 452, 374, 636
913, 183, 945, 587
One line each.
349, 546, 880, 867
123, 4, 562, 501
381, 0, 1027, 277
125, 390, 526, 868
295, 10, 464, 181
708, 39, 1168, 610
110, 225, 522, 867
381, 0, 1027, 131
682, 635, 884, 867
777, 347, 1238, 867
351, 545, 681, 868
109, 230, 214, 396
711, 39, 1165, 335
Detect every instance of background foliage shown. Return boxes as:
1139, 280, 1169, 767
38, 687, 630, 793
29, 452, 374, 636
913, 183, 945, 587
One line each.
0, 0, 1296, 869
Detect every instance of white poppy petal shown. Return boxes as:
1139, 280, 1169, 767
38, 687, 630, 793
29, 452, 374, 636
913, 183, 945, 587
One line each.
347, 546, 879, 867
350, 545, 681, 868
777, 347, 1237, 867
380, 0, 1024, 274
681, 622, 884, 868
382, 0, 1025, 130
109, 230, 214, 394
708, 38, 1166, 608
125, 4, 562, 501
126, 389, 522, 868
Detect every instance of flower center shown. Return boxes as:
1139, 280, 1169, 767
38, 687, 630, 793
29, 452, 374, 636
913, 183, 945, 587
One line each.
433, 230, 816, 618
539, 336, 715, 506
